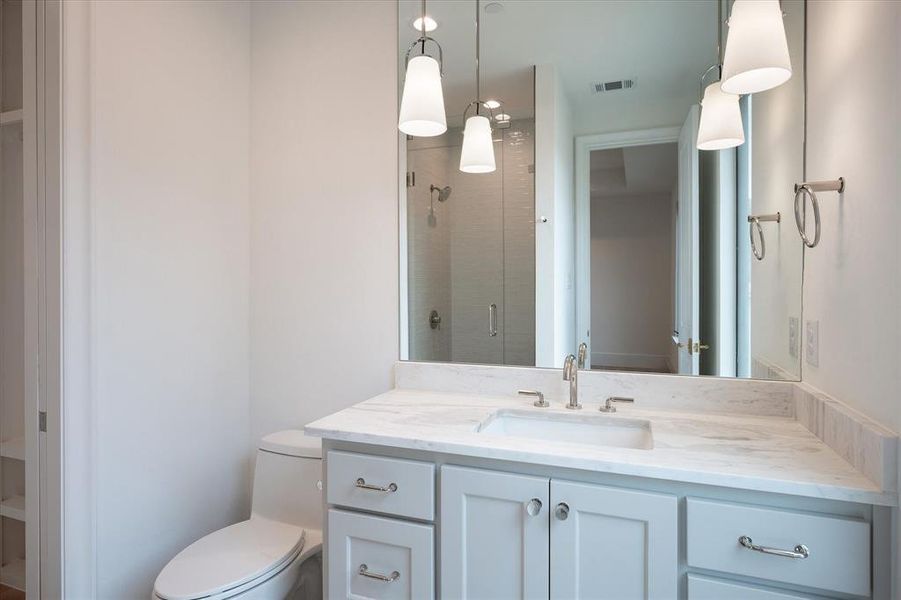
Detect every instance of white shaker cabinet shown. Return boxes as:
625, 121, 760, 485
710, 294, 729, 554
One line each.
440, 465, 550, 600
550, 479, 678, 600
440, 466, 678, 600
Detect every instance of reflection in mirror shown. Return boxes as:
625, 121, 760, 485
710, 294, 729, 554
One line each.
398, 0, 805, 380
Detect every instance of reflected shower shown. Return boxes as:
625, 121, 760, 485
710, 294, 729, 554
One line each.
428, 184, 452, 226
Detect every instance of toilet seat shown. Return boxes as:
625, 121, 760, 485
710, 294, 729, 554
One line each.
153, 517, 307, 600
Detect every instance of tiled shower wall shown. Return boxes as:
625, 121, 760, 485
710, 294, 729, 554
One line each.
407, 120, 535, 366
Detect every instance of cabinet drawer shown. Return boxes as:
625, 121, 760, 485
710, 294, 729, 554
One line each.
327, 509, 434, 600
686, 498, 870, 597
688, 575, 819, 600
327, 451, 435, 520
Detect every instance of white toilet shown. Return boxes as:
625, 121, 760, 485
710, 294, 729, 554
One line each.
153, 431, 323, 600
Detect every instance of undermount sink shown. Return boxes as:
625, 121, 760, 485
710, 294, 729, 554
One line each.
477, 409, 653, 450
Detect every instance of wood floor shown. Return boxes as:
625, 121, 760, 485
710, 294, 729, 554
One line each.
0, 584, 26, 600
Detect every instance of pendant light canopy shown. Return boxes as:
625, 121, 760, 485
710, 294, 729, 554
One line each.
459, 0, 496, 174
398, 0, 447, 137
721, 0, 792, 95
697, 80, 745, 150
697, 0, 744, 151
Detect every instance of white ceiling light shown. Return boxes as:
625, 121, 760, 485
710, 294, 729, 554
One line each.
460, 0, 496, 173
697, 1, 744, 151
398, 1, 447, 137
721, 0, 792, 94
697, 81, 744, 150
412, 16, 438, 33
483, 99, 501, 109
494, 113, 511, 122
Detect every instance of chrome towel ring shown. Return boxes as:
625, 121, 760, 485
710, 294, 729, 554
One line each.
793, 178, 844, 248
747, 213, 780, 261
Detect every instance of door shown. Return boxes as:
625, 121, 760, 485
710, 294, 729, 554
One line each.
550, 480, 678, 600
676, 105, 700, 375
440, 465, 549, 599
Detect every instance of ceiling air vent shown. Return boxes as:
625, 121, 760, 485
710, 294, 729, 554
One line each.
591, 79, 635, 94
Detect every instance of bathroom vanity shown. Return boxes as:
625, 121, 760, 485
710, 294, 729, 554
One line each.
306, 364, 896, 600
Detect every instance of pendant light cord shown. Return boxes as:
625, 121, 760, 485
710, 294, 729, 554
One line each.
717, 0, 723, 75
475, 0, 481, 114
420, 0, 426, 53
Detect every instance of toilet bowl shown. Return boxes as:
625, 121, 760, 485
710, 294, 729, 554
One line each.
153, 431, 322, 600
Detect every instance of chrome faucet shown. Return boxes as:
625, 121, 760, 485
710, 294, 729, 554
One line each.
563, 354, 581, 409
577, 342, 588, 369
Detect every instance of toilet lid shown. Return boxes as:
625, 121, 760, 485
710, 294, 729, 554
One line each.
154, 518, 305, 600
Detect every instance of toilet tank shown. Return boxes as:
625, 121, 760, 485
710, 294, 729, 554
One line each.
251, 430, 322, 531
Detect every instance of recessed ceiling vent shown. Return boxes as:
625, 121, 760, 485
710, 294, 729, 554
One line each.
591, 79, 635, 94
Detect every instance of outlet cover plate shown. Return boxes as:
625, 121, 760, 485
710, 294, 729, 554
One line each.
805, 320, 819, 367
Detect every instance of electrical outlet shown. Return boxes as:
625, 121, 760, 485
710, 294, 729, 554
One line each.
788, 317, 799, 358
805, 320, 819, 367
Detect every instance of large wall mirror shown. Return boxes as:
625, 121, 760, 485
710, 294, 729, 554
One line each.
398, 0, 806, 381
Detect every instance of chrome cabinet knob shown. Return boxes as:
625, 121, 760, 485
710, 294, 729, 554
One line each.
555, 502, 570, 520
525, 498, 543, 516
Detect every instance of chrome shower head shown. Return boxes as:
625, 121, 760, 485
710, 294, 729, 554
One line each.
431, 184, 452, 202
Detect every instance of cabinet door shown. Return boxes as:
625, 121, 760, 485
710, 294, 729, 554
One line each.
550, 480, 678, 600
441, 465, 549, 600
327, 508, 434, 600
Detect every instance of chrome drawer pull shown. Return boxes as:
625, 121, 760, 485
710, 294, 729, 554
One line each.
354, 477, 398, 493
359, 564, 400, 583
739, 535, 810, 559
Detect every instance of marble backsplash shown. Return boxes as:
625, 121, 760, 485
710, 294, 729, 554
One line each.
394, 361, 898, 492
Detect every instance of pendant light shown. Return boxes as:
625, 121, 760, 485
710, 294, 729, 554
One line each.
721, 0, 792, 94
697, 0, 744, 151
459, 0, 496, 174
398, 0, 447, 137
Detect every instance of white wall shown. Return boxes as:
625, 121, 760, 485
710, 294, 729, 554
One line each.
803, 0, 900, 434
535, 64, 576, 367
590, 193, 673, 371
248, 0, 398, 442
75, 2, 254, 596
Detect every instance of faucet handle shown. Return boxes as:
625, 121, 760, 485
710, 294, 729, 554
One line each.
519, 389, 549, 408
600, 396, 634, 413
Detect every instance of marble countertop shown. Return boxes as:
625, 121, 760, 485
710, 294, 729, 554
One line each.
305, 388, 896, 506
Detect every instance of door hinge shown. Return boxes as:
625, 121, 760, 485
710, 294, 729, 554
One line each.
406, 171, 415, 187
39, 411, 47, 432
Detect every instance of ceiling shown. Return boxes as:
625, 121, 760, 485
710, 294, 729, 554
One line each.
398, 0, 717, 129
590, 143, 678, 197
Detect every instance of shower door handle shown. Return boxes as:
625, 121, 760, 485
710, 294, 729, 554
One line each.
488, 303, 498, 337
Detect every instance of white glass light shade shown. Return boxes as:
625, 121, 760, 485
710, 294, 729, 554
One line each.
398, 55, 447, 137
697, 82, 745, 150
459, 115, 496, 173
721, 0, 792, 94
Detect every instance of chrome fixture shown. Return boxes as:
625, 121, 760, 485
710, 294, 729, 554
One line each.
525, 498, 543, 516
747, 212, 781, 261
577, 342, 588, 369
519, 389, 548, 408
793, 178, 844, 248
488, 303, 498, 337
428, 309, 441, 330
697, 0, 744, 151
354, 477, 397, 493
563, 354, 581, 410
459, 0, 496, 173
359, 564, 401, 583
398, 0, 447, 137
738, 535, 809, 559
600, 396, 635, 413
430, 184, 452, 202
555, 502, 570, 520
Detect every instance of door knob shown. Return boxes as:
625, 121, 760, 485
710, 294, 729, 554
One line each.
525, 498, 543, 516
555, 502, 570, 520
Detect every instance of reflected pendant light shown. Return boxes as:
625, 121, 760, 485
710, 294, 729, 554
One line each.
697, 0, 744, 151
398, 0, 447, 137
459, 0, 496, 173
721, 0, 792, 94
